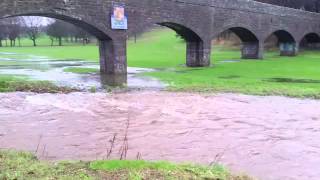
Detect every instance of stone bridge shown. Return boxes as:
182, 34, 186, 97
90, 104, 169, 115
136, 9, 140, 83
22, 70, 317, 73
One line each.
1, 0, 320, 77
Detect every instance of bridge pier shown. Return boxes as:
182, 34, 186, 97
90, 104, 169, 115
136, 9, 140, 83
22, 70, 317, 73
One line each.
280, 42, 298, 56
241, 42, 263, 59
186, 40, 211, 67
99, 39, 127, 75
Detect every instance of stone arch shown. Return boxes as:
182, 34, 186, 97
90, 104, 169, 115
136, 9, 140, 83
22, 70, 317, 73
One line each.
157, 22, 202, 42
1, 13, 128, 77
265, 30, 298, 56
300, 32, 320, 50
2, 13, 112, 40
228, 27, 259, 43
155, 21, 210, 67
270, 30, 296, 43
213, 26, 262, 59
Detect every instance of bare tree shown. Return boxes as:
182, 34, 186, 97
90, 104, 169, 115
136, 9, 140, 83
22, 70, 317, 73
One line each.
6, 18, 21, 47
20, 16, 44, 46
46, 20, 68, 46
45, 19, 93, 46
0, 22, 8, 47
74, 28, 91, 45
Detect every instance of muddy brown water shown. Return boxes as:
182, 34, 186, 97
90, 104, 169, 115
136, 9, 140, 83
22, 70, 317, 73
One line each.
1, 91, 320, 180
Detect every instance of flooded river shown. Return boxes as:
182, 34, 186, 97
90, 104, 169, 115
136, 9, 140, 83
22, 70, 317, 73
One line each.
1, 91, 320, 180
1, 52, 320, 180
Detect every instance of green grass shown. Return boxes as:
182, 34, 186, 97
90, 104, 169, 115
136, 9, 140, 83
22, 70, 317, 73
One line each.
147, 50, 320, 98
1, 28, 320, 98
0, 75, 75, 93
0, 150, 254, 180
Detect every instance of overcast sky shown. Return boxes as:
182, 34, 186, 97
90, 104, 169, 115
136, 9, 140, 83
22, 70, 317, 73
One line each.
21, 16, 55, 26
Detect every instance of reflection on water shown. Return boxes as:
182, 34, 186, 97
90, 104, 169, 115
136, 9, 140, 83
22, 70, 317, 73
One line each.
0, 52, 166, 90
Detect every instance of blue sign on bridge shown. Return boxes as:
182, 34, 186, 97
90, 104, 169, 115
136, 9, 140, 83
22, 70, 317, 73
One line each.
111, 3, 128, 30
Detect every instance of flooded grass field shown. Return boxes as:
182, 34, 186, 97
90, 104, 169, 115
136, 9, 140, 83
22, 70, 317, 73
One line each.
0, 52, 166, 91
2, 29, 320, 98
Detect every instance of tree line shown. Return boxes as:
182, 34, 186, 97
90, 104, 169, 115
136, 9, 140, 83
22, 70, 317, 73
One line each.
0, 17, 92, 47
255, 0, 320, 12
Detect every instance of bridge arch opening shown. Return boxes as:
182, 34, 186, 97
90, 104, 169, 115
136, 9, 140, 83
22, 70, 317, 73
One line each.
214, 27, 261, 59
300, 33, 320, 50
265, 30, 297, 56
158, 22, 210, 67
1, 14, 128, 79
0, 15, 128, 87
128, 22, 210, 68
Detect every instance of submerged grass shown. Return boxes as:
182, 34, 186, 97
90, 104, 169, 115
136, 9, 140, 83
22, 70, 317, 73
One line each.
64, 67, 99, 74
0, 150, 255, 180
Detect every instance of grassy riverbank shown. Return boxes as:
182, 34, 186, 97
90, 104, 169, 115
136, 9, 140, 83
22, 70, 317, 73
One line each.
0, 75, 75, 93
1, 28, 320, 98
147, 50, 320, 98
0, 150, 253, 180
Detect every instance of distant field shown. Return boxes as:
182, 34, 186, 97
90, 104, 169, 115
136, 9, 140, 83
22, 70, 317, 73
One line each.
1, 28, 320, 98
